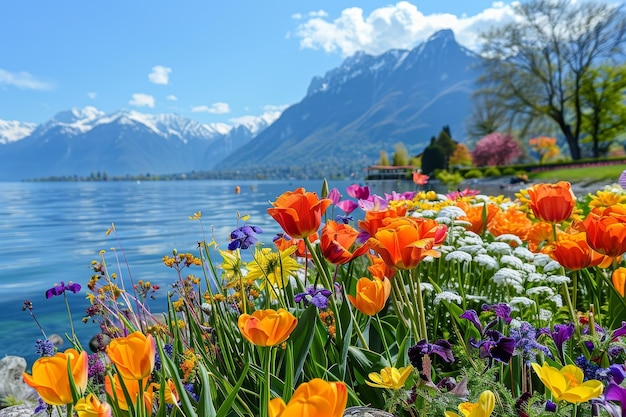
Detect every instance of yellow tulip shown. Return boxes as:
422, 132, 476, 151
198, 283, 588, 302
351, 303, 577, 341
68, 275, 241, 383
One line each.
531, 362, 603, 403
238, 308, 298, 346
104, 374, 153, 411
445, 390, 495, 417
22, 348, 88, 406
347, 277, 391, 316
613, 267, 626, 297
75, 393, 112, 417
365, 366, 413, 390
268, 378, 347, 417
106, 331, 156, 380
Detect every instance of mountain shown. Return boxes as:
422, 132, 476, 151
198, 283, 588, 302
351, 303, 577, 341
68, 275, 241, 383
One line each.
215, 29, 482, 177
0, 119, 37, 144
0, 107, 266, 181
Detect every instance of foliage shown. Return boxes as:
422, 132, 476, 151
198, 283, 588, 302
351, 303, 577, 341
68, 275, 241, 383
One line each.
392, 143, 410, 166
482, 167, 502, 177
475, 0, 626, 160
421, 144, 446, 175
472, 133, 522, 166
462, 169, 483, 179
19, 179, 626, 417
379, 150, 391, 166
449, 143, 473, 168
528, 137, 561, 164
435, 170, 464, 190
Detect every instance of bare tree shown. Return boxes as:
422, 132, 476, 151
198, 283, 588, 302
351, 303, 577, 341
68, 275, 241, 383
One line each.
474, 0, 626, 160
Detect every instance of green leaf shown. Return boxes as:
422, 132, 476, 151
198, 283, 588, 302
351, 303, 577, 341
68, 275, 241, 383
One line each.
289, 304, 318, 384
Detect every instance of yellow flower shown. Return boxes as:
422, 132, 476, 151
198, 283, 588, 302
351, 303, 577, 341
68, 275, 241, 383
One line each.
445, 390, 495, 417
245, 246, 302, 288
106, 331, 156, 380
238, 308, 297, 346
365, 366, 412, 390
588, 189, 626, 209
531, 362, 603, 403
75, 393, 112, 417
269, 379, 347, 417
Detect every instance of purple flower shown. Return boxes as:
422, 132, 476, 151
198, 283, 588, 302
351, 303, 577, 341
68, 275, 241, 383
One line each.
545, 400, 557, 412
294, 286, 332, 309
45, 281, 81, 299
510, 321, 551, 365
482, 303, 512, 324
612, 321, 626, 339
35, 339, 55, 357
408, 339, 455, 368
384, 191, 416, 201
328, 188, 342, 204
470, 330, 515, 364
605, 382, 626, 415
228, 225, 263, 250
335, 200, 358, 215
346, 184, 370, 200
460, 309, 482, 334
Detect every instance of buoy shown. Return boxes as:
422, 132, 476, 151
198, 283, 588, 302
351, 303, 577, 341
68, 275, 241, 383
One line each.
235, 185, 241, 194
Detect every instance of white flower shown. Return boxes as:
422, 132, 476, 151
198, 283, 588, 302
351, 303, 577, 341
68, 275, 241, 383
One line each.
543, 260, 562, 273
500, 255, 524, 269
422, 255, 436, 263
533, 253, 553, 267
513, 247, 535, 262
435, 216, 453, 225
459, 233, 484, 245
420, 282, 435, 292
526, 286, 555, 297
510, 296, 535, 307
445, 250, 473, 263
539, 308, 553, 321
458, 244, 485, 254
493, 267, 523, 287
418, 210, 437, 218
526, 272, 546, 282
434, 291, 463, 305
549, 294, 563, 308
546, 275, 571, 285
495, 234, 523, 246
487, 242, 513, 255
438, 245, 456, 254
474, 254, 499, 269
521, 263, 537, 275
437, 205, 468, 219
465, 294, 489, 302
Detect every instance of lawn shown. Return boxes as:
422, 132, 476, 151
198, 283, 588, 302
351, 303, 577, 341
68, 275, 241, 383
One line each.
529, 163, 625, 184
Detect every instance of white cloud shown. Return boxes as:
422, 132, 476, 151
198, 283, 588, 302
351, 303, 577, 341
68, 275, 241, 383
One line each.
309, 10, 328, 18
129, 93, 155, 108
166, 95, 178, 101
191, 102, 231, 114
148, 65, 172, 85
87, 92, 97, 99
294, 1, 518, 56
0, 68, 53, 90
292, 12, 303, 20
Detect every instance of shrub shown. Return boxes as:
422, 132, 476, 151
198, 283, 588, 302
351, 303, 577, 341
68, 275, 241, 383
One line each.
472, 133, 522, 166
501, 167, 517, 176
483, 167, 502, 177
463, 169, 484, 179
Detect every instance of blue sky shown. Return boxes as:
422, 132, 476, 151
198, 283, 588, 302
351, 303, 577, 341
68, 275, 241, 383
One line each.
1, 1, 521, 126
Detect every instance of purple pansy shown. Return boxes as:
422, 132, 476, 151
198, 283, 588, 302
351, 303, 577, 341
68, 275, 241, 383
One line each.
294, 286, 333, 309
408, 339, 455, 368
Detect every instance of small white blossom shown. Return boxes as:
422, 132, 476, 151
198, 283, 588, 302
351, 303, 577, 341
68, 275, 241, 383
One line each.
435, 216, 453, 225
510, 296, 535, 307
543, 260, 562, 273
493, 267, 523, 287
526, 286, 555, 297
513, 247, 535, 262
452, 220, 473, 228
418, 210, 438, 218
422, 255, 436, 263
434, 291, 463, 305
465, 294, 489, 302
495, 234, 523, 246
533, 253, 553, 267
539, 308, 553, 321
546, 275, 571, 285
457, 245, 484, 255
420, 282, 435, 292
445, 250, 473, 263
459, 232, 484, 245
527, 272, 547, 282
500, 255, 524, 269
549, 294, 563, 308
438, 245, 456, 254
437, 205, 467, 219
474, 254, 499, 269
521, 263, 537, 275
487, 242, 513, 255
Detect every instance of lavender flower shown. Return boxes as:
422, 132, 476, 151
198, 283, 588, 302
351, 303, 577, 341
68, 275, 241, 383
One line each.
35, 339, 55, 357
294, 286, 332, 309
509, 321, 551, 365
228, 225, 263, 250
45, 281, 81, 299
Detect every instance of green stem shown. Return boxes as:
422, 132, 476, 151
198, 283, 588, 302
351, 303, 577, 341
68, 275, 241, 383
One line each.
374, 314, 392, 365
396, 272, 420, 341
64, 293, 76, 343
411, 269, 428, 342
65, 403, 72, 417
260, 346, 272, 417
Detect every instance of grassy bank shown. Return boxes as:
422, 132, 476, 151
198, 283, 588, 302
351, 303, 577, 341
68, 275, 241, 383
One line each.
529, 163, 625, 184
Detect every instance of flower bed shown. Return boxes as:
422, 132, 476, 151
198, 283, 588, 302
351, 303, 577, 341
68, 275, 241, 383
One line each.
18, 181, 626, 416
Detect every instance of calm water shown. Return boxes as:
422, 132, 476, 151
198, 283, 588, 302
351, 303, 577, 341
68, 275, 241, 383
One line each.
0, 179, 355, 365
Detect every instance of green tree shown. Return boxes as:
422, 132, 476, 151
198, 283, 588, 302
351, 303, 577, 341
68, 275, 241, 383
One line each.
579, 64, 626, 157
392, 142, 409, 166
433, 126, 457, 168
379, 150, 390, 166
475, 0, 626, 160
421, 144, 445, 175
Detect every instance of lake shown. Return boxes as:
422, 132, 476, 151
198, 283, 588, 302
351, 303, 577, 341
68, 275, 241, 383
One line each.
0, 179, 357, 365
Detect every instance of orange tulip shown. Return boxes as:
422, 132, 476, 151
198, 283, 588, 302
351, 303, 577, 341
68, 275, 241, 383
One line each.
75, 393, 112, 417
456, 201, 501, 235
613, 267, 626, 297
347, 277, 392, 316
267, 188, 332, 239
320, 220, 370, 264
583, 205, 626, 257
526, 222, 557, 254
104, 374, 153, 412
106, 331, 156, 380
367, 254, 396, 280
269, 379, 348, 417
358, 204, 408, 239
22, 348, 88, 406
527, 181, 576, 223
550, 232, 609, 271
368, 217, 446, 270
488, 205, 533, 240
238, 308, 297, 346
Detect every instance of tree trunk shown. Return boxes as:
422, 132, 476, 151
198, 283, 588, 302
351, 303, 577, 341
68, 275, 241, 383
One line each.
560, 123, 582, 160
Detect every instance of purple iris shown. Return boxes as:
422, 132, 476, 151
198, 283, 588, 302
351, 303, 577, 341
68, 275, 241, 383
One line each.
228, 225, 263, 250
460, 309, 483, 334
294, 286, 332, 309
470, 329, 515, 364
482, 303, 512, 324
605, 382, 626, 416
45, 281, 81, 299
408, 339, 455, 369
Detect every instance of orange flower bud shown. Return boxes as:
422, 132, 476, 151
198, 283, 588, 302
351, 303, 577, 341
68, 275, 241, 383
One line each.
106, 331, 156, 380
269, 379, 347, 417
583, 205, 626, 257
75, 393, 112, 417
238, 308, 298, 346
527, 182, 576, 223
320, 220, 370, 264
22, 348, 88, 406
613, 267, 626, 297
267, 188, 332, 239
347, 277, 391, 316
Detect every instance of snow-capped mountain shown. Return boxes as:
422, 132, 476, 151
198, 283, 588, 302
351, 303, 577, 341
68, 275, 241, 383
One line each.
0, 108, 271, 180
216, 29, 483, 176
0, 119, 37, 144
